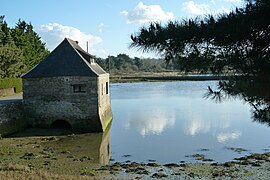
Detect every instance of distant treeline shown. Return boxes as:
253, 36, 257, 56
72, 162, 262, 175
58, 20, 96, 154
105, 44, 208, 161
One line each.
96, 54, 180, 75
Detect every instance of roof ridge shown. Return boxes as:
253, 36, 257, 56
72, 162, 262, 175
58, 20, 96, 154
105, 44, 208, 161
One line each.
22, 38, 107, 78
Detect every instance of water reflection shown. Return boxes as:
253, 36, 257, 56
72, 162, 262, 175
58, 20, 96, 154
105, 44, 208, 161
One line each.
217, 131, 242, 143
124, 107, 175, 136
110, 81, 270, 163
45, 127, 111, 164
205, 77, 270, 126
184, 118, 211, 137
13, 126, 112, 165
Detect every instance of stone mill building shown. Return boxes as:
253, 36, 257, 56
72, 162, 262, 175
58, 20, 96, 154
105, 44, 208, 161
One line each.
21, 38, 112, 132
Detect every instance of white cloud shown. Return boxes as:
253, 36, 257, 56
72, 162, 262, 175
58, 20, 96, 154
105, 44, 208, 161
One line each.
37, 23, 103, 55
182, 1, 211, 15
211, 0, 243, 4
121, 2, 175, 24
182, 1, 232, 15
218, 0, 242, 3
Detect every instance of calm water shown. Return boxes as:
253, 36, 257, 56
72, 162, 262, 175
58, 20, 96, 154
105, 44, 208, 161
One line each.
109, 81, 270, 163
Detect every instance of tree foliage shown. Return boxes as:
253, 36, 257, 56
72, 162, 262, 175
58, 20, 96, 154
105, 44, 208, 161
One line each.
0, 43, 25, 78
130, 0, 270, 77
10, 19, 49, 70
0, 16, 49, 78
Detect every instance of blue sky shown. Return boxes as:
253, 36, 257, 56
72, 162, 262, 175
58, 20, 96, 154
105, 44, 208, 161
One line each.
2, 0, 244, 58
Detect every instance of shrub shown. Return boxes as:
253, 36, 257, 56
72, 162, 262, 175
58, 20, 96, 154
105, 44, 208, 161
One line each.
0, 78, 22, 93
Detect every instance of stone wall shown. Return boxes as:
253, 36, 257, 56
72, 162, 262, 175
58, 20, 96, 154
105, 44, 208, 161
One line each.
97, 74, 112, 131
0, 101, 26, 137
0, 88, 15, 96
23, 75, 112, 132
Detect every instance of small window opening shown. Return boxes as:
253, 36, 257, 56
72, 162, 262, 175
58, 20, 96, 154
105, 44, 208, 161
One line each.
106, 82, 109, 94
102, 84, 104, 95
72, 84, 86, 93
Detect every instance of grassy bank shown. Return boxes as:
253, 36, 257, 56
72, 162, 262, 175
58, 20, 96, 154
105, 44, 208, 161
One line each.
0, 78, 22, 93
110, 74, 229, 83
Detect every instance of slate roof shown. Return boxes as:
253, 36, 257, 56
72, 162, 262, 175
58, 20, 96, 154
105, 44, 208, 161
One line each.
22, 38, 107, 78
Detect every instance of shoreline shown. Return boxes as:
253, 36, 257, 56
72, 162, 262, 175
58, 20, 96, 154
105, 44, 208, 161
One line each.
0, 129, 270, 179
110, 74, 231, 83
1, 152, 270, 179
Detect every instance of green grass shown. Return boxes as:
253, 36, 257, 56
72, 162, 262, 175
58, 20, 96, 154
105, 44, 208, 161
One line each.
0, 78, 22, 93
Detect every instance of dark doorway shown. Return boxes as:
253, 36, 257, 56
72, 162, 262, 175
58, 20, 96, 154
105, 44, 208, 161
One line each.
50, 120, 73, 130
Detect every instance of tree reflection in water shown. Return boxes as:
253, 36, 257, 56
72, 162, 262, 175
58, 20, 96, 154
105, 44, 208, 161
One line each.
204, 77, 270, 126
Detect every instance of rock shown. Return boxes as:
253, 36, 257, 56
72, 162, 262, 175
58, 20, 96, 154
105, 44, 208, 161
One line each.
43, 155, 52, 158
66, 155, 75, 158
226, 147, 247, 153
212, 172, 220, 177
202, 158, 214, 162
43, 161, 50, 165
79, 156, 88, 162
113, 162, 122, 166
200, 148, 210, 151
111, 166, 122, 171
247, 153, 269, 161
188, 172, 195, 178
98, 165, 110, 171
224, 162, 235, 167
20, 152, 35, 160
163, 163, 180, 168
191, 154, 206, 161
151, 173, 168, 178
234, 157, 247, 161
147, 162, 159, 167
180, 164, 187, 168
250, 162, 261, 167
122, 154, 132, 157
60, 150, 70, 154
125, 167, 148, 175
238, 160, 250, 165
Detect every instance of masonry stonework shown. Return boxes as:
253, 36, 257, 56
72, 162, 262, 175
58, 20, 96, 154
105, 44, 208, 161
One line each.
21, 38, 112, 133
23, 75, 112, 132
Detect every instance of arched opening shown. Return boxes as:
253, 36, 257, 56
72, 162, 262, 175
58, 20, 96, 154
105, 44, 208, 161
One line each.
50, 120, 73, 130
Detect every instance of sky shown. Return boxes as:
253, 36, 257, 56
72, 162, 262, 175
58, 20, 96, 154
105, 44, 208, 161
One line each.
1, 0, 244, 58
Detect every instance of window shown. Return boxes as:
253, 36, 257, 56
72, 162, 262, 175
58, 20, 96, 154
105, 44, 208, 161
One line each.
72, 84, 86, 93
101, 84, 104, 95
106, 82, 109, 94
